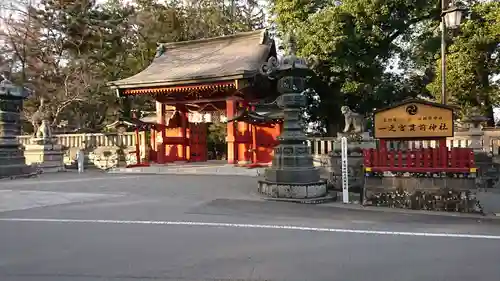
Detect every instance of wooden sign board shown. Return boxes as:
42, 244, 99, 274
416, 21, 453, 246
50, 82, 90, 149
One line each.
373, 100, 454, 139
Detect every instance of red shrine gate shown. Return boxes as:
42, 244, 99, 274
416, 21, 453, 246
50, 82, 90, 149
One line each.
150, 101, 281, 165
109, 29, 281, 165
147, 106, 210, 163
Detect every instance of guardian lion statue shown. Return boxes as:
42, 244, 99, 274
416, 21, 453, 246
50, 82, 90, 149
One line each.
341, 106, 365, 133
35, 119, 52, 140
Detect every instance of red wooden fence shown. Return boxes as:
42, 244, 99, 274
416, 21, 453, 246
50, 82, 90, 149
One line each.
363, 146, 476, 173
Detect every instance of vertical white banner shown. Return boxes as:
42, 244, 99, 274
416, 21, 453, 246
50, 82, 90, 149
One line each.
341, 136, 349, 203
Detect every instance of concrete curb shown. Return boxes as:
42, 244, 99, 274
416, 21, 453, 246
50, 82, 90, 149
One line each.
0, 172, 40, 181
319, 201, 500, 220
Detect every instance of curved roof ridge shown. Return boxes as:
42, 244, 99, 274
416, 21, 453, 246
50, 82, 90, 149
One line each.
157, 29, 270, 48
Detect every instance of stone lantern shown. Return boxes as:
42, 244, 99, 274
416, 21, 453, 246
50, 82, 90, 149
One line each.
0, 75, 33, 177
257, 35, 328, 200
462, 114, 489, 153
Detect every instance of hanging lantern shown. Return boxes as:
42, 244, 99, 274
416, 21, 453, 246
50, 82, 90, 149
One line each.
443, 6, 466, 29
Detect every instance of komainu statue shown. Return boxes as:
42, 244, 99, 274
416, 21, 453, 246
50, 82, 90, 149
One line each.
31, 97, 53, 144
35, 119, 52, 140
341, 106, 365, 133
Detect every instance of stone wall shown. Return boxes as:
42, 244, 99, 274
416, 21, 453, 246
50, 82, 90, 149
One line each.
363, 176, 480, 213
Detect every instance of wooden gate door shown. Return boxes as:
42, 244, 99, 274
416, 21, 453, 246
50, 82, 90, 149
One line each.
254, 124, 281, 164
189, 123, 207, 162
164, 127, 184, 162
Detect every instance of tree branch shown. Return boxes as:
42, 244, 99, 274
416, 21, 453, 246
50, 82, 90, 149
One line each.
385, 10, 441, 46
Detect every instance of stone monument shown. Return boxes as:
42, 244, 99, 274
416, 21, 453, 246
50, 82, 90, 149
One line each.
23, 98, 65, 172
257, 35, 328, 199
0, 74, 34, 178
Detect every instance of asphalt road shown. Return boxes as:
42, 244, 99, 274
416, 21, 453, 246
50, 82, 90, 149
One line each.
0, 171, 499, 281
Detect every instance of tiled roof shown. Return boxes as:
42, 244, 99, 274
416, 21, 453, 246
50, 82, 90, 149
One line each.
109, 29, 275, 89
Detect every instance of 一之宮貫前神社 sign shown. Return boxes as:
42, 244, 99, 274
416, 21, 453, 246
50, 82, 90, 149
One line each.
373, 101, 453, 139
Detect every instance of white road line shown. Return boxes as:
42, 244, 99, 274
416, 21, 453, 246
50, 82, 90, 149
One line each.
0, 176, 150, 185
1, 218, 499, 240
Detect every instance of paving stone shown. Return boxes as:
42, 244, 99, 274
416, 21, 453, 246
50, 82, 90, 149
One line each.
0, 190, 121, 213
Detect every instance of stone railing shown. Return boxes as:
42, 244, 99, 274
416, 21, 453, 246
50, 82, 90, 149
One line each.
17, 132, 147, 170
17, 132, 140, 148
306, 128, 500, 158
306, 137, 474, 157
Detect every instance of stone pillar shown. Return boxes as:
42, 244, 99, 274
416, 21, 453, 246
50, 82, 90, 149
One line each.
24, 139, 65, 173
468, 128, 484, 152
257, 38, 327, 199
0, 81, 33, 177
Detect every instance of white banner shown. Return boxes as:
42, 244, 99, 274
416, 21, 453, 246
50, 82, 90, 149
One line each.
341, 136, 349, 203
187, 112, 226, 123
188, 112, 203, 123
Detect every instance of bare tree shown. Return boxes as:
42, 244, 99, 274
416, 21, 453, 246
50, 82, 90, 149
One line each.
0, 0, 99, 131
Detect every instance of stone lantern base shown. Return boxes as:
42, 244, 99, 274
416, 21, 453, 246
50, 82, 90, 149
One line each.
0, 156, 34, 178
0, 141, 34, 178
258, 178, 327, 199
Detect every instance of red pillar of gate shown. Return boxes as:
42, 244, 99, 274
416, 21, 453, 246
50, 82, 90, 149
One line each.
237, 100, 251, 165
156, 101, 166, 164
226, 99, 236, 164
251, 103, 258, 164
251, 124, 257, 164
439, 138, 448, 168
178, 105, 188, 161
150, 128, 156, 162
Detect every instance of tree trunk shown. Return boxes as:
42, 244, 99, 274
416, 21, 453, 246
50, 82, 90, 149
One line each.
478, 60, 494, 127
485, 105, 495, 127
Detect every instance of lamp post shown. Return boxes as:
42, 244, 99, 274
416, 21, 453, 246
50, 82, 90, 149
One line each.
441, 0, 465, 105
